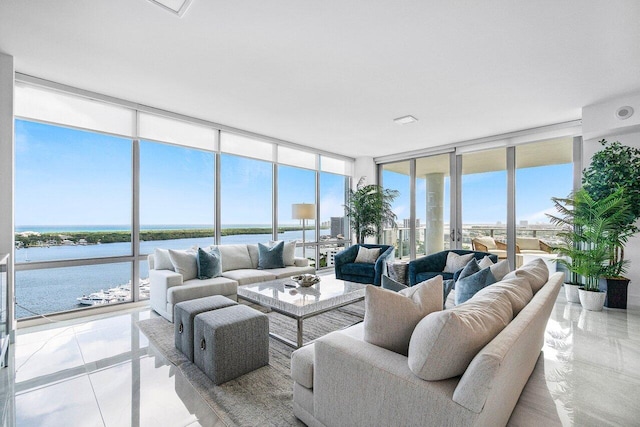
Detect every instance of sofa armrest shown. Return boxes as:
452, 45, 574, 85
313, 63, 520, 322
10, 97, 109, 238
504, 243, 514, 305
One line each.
374, 246, 395, 285
294, 257, 310, 267
150, 269, 183, 309
407, 252, 446, 286
313, 333, 464, 426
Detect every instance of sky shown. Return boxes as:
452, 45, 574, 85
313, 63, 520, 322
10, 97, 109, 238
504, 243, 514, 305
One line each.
14, 119, 347, 227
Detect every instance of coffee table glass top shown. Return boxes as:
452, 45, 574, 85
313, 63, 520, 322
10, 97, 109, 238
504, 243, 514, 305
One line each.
237, 276, 366, 318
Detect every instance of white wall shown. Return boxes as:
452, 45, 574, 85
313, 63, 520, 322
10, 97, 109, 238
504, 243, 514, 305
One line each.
582, 93, 640, 309
353, 156, 377, 188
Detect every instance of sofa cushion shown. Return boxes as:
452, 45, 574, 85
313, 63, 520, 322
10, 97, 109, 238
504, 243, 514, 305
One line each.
455, 259, 497, 305
354, 246, 381, 264
444, 252, 475, 273
196, 247, 222, 280
168, 248, 198, 281
270, 240, 296, 266
381, 275, 409, 292
167, 276, 238, 305
218, 244, 253, 272
258, 241, 286, 269
475, 236, 497, 250
503, 257, 548, 293
516, 237, 541, 250
473, 276, 533, 316
364, 276, 443, 356
408, 289, 513, 381
154, 248, 175, 271
341, 262, 374, 277
222, 269, 276, 286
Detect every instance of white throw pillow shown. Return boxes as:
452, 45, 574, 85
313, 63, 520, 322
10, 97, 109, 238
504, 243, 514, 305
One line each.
218, 244, 253, 272
168, 248, 198, 281
444, 252, 475, 273
478, 255, 494, 269
354, 246, 381, 264
475, 236, 497, 250
364, 276, 443, 355
269, 240, 296, 266
153, 248, 174, 271
503, 258, 548, 293
408, 289, 513, 381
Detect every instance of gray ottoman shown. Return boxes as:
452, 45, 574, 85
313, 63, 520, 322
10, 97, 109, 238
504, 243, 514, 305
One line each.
194, 305, 269, 385
174, 295, 238, 362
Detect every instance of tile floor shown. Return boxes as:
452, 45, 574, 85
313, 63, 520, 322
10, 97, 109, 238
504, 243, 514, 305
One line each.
0, 291, 639, 427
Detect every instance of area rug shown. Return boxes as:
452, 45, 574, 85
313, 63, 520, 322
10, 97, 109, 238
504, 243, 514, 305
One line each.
137, 301, 365, 427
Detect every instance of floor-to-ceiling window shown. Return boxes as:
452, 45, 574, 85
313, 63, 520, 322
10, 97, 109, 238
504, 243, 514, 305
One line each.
381, 161, 411, 259
14, 120, 134, 317
460, 148, 508, 251
515, 138, 573, 268
11, 81, 353, 320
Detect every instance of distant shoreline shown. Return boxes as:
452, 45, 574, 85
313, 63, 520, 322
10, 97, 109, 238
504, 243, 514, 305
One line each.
15, 226, 329, 248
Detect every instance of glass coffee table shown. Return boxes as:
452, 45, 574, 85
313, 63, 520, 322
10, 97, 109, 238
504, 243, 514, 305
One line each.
237, 276, 366, 348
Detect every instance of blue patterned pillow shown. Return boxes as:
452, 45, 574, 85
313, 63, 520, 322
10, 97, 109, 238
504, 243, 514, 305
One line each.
258, 241, 285, 269
197, 246, 222, 279
381, 275, 409, 292
455, 259, 497, 304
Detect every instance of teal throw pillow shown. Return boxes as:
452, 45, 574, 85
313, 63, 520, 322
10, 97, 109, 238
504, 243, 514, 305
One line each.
258, 241, 285, 269
197, 246, 222, 280
381, 274, 409, 292
455, 259, 497, 304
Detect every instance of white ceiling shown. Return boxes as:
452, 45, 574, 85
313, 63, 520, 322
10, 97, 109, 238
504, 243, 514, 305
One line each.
1, 1, 639, 159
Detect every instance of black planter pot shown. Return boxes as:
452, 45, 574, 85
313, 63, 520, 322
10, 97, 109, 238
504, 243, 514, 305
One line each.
598, 277, 630, 309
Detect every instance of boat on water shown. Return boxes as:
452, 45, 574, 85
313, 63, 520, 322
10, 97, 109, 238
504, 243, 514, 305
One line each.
77, 279, 151, 306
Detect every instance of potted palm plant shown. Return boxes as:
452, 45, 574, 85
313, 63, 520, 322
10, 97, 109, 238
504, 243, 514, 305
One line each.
582, 139, 640, 309
345, 177, 399, 244
548, 187, 633, 311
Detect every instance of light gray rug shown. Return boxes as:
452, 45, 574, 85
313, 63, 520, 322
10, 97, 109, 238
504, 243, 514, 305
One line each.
137, 302, 365, 427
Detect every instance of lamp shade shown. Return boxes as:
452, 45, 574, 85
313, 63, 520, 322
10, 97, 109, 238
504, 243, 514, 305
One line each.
292, 203, 316, 220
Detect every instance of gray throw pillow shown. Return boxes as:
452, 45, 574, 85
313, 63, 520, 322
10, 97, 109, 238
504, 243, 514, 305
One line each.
444, 252, 475, 273
196, 246, 222, 279
354, 246, 381, 263
455, 259, 497, 305
381, 274, 409, 292
258, 241, 285, 269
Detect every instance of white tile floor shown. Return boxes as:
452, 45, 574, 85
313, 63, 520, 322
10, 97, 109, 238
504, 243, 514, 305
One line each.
1, 291, 639, 427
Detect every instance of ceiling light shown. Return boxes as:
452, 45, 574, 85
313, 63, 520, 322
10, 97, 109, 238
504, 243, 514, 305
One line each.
147, 0, 193, 17
394, 115, 418, 125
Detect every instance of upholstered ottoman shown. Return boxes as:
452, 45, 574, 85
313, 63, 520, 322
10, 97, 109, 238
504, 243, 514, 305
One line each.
194, 305, 269, 385
174, 295, 238, 362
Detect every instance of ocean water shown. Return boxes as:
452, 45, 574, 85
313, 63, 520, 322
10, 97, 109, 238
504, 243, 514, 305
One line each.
14, 227, 321, 318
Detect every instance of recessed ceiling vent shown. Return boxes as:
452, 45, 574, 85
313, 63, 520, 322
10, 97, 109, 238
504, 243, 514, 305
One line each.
147, 0, 193, 17
394, 115, 418, 125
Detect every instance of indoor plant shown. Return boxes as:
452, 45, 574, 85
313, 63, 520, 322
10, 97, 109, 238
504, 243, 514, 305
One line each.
548, 187, 632, 311
345, 177, 399, 244
582, 139, 640, 308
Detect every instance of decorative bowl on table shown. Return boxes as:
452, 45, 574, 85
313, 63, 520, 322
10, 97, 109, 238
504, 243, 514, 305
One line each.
291, 274, 321, 287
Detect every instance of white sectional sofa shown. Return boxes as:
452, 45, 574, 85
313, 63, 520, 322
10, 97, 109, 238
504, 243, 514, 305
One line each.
149, 243, 315, 322
291, 260, 563, 427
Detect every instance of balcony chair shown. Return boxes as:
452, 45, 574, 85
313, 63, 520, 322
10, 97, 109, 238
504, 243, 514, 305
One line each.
407, 249, 497, 287
515, 237, 554, 254
471, 236, 507, 259
334, 244, 394, 286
